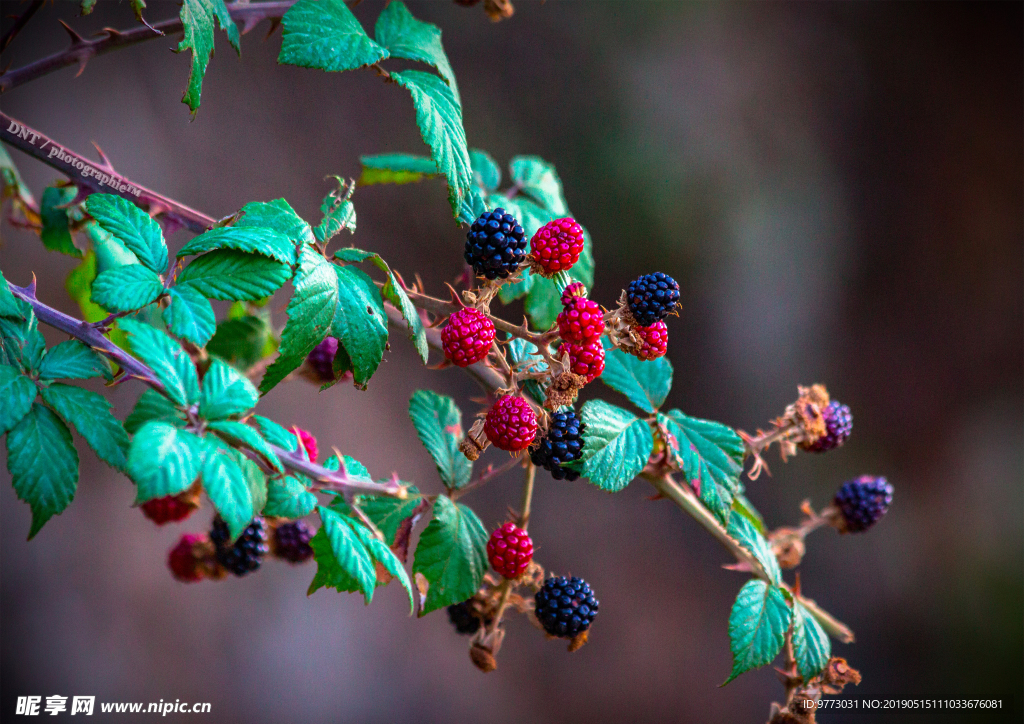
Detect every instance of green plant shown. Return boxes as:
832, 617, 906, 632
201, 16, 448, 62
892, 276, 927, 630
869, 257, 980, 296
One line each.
0, 2, 887, 719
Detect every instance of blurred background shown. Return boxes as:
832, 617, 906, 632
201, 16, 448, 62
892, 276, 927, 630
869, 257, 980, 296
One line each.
1, 1, 1021, 722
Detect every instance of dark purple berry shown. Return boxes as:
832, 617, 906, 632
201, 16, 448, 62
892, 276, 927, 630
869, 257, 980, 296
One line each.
802, 401, 853, 452
210, 516, 269, 577
834, 476, 893, 533
534, 575, 599, 638
626, 272, 680, 326
464, 208, 527, 280
274, 521, 315, 563
447, 601, 482, 635
306, 337, 339, 381
530, 410, 585, 481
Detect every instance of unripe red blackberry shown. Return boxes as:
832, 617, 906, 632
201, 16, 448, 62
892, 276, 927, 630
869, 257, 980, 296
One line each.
447, 601, 482, 635
210, 516, 269, 577
306, 337, 339, 381
557, 283, 605, 345
441, 308, 496, 367
566, 341, 605, 382
530, 217, 585, 275
168, 533, 208, 582
530, 409, 585, 481
800, 401, 853, 453
294, 428, 318, 463
629, 321, 668, 361
534, 575, 599, 638
834, 475, 893, 533
626, 272, 680, 326
141, 494, 197, 525
465, 208, 527, 279
484, 395, 538, 452
273, 520, 315, 563
486, 521, 534, 579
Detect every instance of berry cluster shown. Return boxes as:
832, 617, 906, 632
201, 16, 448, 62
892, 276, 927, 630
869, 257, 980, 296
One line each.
141, 494, 196, 525
442, 307, 496, 367
530, 410, 585, 480
556, 283, 604, 345
626, 272, 680, 326
834, 476, 893, 533
484, 395, 538, 452
530, 217, 585, 275
274, 521, 315, 563
801, 400, 853, 453
465, 208, 527, 279
534, 576, 599, 638
210, 516, 269, 577
487, 522, 534, 579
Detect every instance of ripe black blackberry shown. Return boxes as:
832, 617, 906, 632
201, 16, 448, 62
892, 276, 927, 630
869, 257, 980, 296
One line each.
801, 400, 853, 452
447, 601, 482, 635
834, 476, 893, 533
535, 576, 599, 638
464, 208, 526, 279
210, 516, 269, 576
530, 410, 585, 481
273, 520, 314, 563
626, 272, 680, 326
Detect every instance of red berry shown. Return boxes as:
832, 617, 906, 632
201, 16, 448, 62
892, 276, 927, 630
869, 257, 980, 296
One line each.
168, 533, 207, 582
486, 521, 534, 579
566, 341, 605, 382
629, 321, 668, 361
530, 217, 585, 274
557, 284, 605, 345
141, 495, 196, 525
441, 307, 496, 367
484, 395, 538, 452
295, 428, 318, 462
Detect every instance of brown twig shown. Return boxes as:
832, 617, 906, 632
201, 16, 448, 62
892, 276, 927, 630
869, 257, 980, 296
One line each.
450, 455, 523, 501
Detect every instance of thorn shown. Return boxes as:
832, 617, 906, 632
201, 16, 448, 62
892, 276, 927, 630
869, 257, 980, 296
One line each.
263, 17, 282, 40
442, 282, 464, 308
90, 141, 115, 173
100, 26, 124, 40
58, 19, 85, 46
73, 53, 90, 78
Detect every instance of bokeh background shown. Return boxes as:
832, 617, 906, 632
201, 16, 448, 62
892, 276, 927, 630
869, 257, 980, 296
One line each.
1, 1, 1021, 722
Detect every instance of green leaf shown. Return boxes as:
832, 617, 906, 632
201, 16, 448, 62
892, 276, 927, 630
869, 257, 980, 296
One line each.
375, 1, 457, 97
347, 519, 416, 613
407, 390, 472, 489
206, 315, 275, 371
177, 0, 241, 115
470, 149, 501, 192
199, 358, 259, 420
207, 420, 283, 473
178, 250, 292, 302
356, 485, 424, 545
91, 264, 164, 313
235, 199, 314, 252
124, 389, 185, 434
316, 506, 377, 601
83, 194, 167, 274
7, 403, 78, 539
81, 0, 97, 15
86, 220, 139, 272
38, 340, 112, 381
324, 453, 369, 478
578, 399, 654, 492
314, 179, 357, 244
0, 364, 37, 434
0, 268, 22, 319
600, 346, 673, 414
201, 438, 255, 539
661, 410, 744, 525
279, 0, 388, 72
252, 415, 298, 452
239, 449, 267, 515
726, 512, 782, 585
724, 580, 792, 685
506, 337, 547, 406
260, 246, 337, 393
178, 227, 296, 266
0, 298, 46, 373
264, 475, 317, 519
793, 601, 831, 681
332, 264, 387, 387
392, 70, 473, 217
358, 153, 438, 186
509, 156, 569, 216
40, 384, 129, 472
731, 493, 767, 535
64, 251, 107, 324
163, 284, 216, 346
411, 495, 487, 615
127, 422, 203, 502
118, 319, 199, 407
40, 186, 82, 257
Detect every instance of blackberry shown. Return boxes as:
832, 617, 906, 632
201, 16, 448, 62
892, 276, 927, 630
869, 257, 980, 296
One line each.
530, 410, 585, 481
534, 575, 599, 638
834, 476, 893, 533
801, 400, 853, 452
447, 601, 482, 635
273, 520, 315, 563
464, 208, 527, 280
626, 272, 680, 326
306, 337, 339, 381
210, 516, 269, 577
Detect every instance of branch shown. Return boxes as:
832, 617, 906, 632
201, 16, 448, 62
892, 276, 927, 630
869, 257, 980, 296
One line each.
449, 454, 523, 501
0, 0, 44, 54
0, 2, 296, 94
7, 283, 405, 499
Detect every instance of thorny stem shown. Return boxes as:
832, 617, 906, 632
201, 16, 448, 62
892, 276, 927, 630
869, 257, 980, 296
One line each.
449, 455, 523, 501
0, 0, 44, 54
518, 462, 536, 530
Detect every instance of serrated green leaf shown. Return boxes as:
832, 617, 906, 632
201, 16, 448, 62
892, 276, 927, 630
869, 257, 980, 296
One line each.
578, 399, 654, 492
324, 453, 369, 478
724, 580, 792, 685
308, 525, 358, 595
382, 270, 428, 364
358, 153, 438, 186
235, 199, 314, 252
37, 340, 112, 381
392, 70, 472, 218
375, 1, 457, 98
600, 346, 673, 414
127, 422, 203, 502
726, 511, 782, 585
163, 284, 216, 346
252, 415, 298, 452
177, 0, 241, 114
7, 403, 78, 539
662, 410, 744, 525
265, 475, 317, 519
199, 358, 259, 420
124, 389, 185, 434
40, 186, 82, 257
0, 364, 36, 434
83, 194, 167, 273
240, 451, 267, 515
347, 519, 415, 613
332, 264, 387, 387
314, 180, 357, 244
178, 250, 292, 302
0, 298, 46, 373
201, 438, 255, 539
260, 246, 337, 393
64, 251, 107, 324
0, 268, 22, 319
317, 506, 377, 601
279, 0, 388, 72
793, 601, 831, 681
206, 314, 274, 371
207, 420, 283, 473
469, 149, 500, 192
86, 220, 140, 272
41, 383, 129, 472
412, 495, 487, 615
732, 493, 767, 535
118, 319, 199, 407
356, 485, 424, 545
408, 390, 472, 489
509, 156, 569, 216
91, 264, 164, 313
178, 227, 296, 266
457, 187, 487, 226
